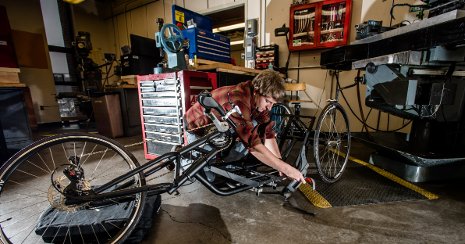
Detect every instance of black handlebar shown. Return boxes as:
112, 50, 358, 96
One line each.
198, 92, 226, 116
198, 91, 237, 130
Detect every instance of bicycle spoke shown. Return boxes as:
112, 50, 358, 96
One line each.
77, 225, 85, 243
61, 143, 69, 160
37, 153, 52, 174
90, 224, 101, 244
50, 212, 70, 243
0, 198, 49, 221
38, 210, 60, 242
7, 205, 48, 242
49, 147, 57, 170
81, 144, 98, 166
7, 180, 50, 195
89, 151, 119, 182
99, 222, 112, 239
89, 148, 109, 180
79, 141, 88, 164
0, 191, 46, 205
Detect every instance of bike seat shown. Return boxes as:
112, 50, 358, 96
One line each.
198, 92, 226, 116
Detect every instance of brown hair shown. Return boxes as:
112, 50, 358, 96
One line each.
251, 69, 285, 100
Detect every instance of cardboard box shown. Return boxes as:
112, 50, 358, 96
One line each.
0, 67, 20, 83
121, 75, 137, 85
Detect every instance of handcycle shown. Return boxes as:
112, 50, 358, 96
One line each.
0, 91, 336, 244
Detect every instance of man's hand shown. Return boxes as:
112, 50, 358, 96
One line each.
281, 163, 306, 183
249, 143, 306, 183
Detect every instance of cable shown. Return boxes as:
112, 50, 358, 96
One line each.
335, 71, 412, 132
355, 70, 369, 133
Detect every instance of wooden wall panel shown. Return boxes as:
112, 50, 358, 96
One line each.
11, 30, 48, 69
130, 7, 148, 37
146, 1, 165, 38
185, 0, 207, 12
116, 14, 130, 49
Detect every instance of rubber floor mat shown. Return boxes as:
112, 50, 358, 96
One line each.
300, 156, 438, 208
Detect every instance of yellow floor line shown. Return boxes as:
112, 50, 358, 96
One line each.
335, 150, 439, 200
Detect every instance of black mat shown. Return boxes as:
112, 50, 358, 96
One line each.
299, 160, 438, 208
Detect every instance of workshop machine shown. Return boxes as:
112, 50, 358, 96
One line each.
320, 5, 465, 182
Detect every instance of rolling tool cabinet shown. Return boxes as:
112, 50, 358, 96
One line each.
137, 71, 217, 159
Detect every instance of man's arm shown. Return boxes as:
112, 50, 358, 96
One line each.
264, 138, 281, 158
249, 143, 306, 183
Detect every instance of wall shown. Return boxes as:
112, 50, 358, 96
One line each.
73, 5, 117, 84
0, 0, 61, 124
7, 0, 418, 130
264, 0, 419, 133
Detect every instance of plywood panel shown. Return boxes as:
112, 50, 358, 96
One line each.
117, 14, 130, 49
146, 1, 165, 38
185, 0, 207, 12
208, 0, 235, 9
11, 30, 48, 69
130, 7, 148, 37
164, 0, 175, 23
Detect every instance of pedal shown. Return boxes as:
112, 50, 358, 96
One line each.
298, 178, 331, 209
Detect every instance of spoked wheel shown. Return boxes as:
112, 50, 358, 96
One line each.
271, 103, 297, 161
271, 103, 292, 137
0, 133, 146, 244
313, 102, 351, 183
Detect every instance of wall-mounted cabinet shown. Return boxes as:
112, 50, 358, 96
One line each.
289, 0, 352, 51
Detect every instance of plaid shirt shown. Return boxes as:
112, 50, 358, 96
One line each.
185, 81, 275, 148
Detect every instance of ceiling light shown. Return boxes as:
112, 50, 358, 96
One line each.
213, 23, 245, 33
230, 40, 244, 45
63, 0, 85, 4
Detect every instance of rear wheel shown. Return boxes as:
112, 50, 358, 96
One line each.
313, 102, 351, 183
0, 132, 146, 243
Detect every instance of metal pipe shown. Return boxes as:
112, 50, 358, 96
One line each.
196, 174, 253, 196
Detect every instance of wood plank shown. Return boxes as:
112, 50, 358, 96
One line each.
0, 70, 20, 83
0, 83, 26, 87
195, 63, 261, 75
0, 67, 20, 73
284, 83, 306, 91
11, 30, 48, 69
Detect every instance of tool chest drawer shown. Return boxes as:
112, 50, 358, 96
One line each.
144, 123, 182, 134
141, 107, 180, 116
146, 140, 176, 156
142, 115, 180, 125
145, 131, 183, 144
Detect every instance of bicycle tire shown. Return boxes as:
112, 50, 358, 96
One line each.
0, 132, 147, 244
313, 102, 351, 183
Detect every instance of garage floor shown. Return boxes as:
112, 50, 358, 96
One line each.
14, 124, 465, 243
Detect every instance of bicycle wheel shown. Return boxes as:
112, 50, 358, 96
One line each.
271, 103, 296, 161
313, 102, 351, 183
271, 103, 292, 137
0, 132, 146, 244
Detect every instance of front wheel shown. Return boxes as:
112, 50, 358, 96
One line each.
313, 102, 351, 183
0, 132, 146, 243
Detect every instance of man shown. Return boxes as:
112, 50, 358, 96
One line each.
185, 69, 306, 183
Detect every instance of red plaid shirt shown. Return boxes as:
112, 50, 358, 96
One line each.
185, 81, 275, 148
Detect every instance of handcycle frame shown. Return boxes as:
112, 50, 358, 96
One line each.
68, 92, 306, 205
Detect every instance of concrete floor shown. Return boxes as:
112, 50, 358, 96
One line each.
109, 132, 465, 244
16, 125, 465, 243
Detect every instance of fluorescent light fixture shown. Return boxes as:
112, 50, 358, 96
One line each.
230, 40, 244, 45
213, 23, 245, 33
63, 0, 85, 4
